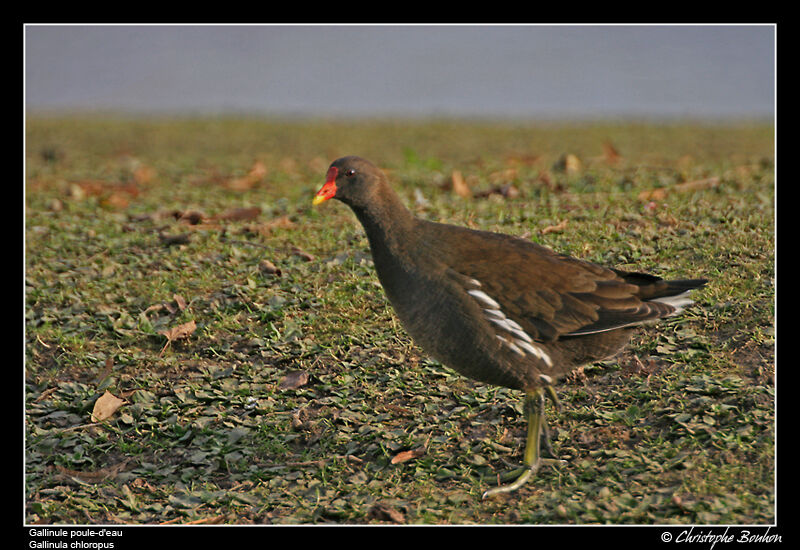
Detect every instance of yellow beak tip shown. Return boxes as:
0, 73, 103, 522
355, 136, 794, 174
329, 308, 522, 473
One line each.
312, 195, 327, 206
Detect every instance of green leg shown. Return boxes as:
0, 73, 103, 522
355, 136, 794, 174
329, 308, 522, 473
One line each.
482, 387, 564, 499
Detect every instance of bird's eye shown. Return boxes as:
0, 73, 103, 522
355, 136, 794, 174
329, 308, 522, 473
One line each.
345, 169, 356, 177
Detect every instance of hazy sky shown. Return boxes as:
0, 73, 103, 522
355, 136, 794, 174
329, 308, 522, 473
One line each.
24, 24, 775, 119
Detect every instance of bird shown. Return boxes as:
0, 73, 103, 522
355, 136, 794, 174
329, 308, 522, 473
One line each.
312, 155, 707, 498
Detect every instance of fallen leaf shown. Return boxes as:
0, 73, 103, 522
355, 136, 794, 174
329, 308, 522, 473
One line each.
367, 503, 405, 524
390, 447, 425, 464
184, 515, 226, 525
474, 183, 519, 199
158, 320, 196, 342
55, 459, 131, 483
158, 320, 197, 355
603, 141, 621, 164
178, 211, 206, 225
214, 206, 262, 222
34, 387, 58, 403
674, 176, 720, 192
172, 294, 187, 311
91, 390, 126, 422
143, 303, 165, 316
225, 177, 256, 191
541, 219, 569, 235
258, 259, 282, 276
638, 177, 720, 201
279, 370, 309, 390
450, 170, 472, 198
488, 168, 518, 184
504, 153, 539, 166
101, 192, 131, 210
291, 246, 315, 262
158, 232, 192, 247
133, 164, 156, 185
224, 160, 267, 191
553, 153, 582, 174
263, 215, 295, 230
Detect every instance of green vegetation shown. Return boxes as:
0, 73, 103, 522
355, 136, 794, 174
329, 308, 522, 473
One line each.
25, 116, 774, 524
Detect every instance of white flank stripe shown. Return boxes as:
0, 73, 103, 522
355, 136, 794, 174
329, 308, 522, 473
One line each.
484, 308, 506, 319
488, 317, 512, 331
497, 334, 524, 356
508, 327, 533, 343
466, 280, 553, 367
467, 289, 501, 309
518, 340, 553, 367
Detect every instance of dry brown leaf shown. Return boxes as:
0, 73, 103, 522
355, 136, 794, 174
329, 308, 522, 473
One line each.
390, 447, 425, 464
638, 188, 668, 201
185, 515, 226, 525
173, 294, 187, 311
144, 303, 165, 316
69, 180, 140, 210
69, 180, 106, 198
178, 210, 206, 225
451, 170, 472, 198
674, 176, 720, 192
367, 503, 406, 524
158, 232, 192, 246
504, 153, 540, 166
91, 390, 126, 422
553, 153, 582, 174
225, 177, 256, 191
475, 183, 520, 199
224, 160, 267, 191
603, 141, 621, 164
215, 206, 262, 221
55, 460, 131, 483
291, 246, 315, 262
158, 320, 196, 342
34, 387, 58, 403
638, 177, 720, 201
488, 168, 518, 184
248, 160, 267, 179
101, 192, 131, 210
258, 259, 282, 276
541, 219, 569, 235
133, 165, 156, 185
263, 215, 296, 230
158, 320, 197, 355
279, 370, 309, 390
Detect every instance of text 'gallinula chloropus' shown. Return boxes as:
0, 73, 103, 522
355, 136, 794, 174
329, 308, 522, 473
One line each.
313, 156, 707, 498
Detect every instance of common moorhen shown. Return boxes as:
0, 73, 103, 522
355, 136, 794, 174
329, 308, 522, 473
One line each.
313, 156, 706, 498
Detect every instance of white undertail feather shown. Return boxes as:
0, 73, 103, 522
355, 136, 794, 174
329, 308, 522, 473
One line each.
651, 290, 695, 315
566, 288, 700, 336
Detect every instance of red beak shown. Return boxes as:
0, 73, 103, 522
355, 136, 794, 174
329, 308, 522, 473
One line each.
313, 166, 338, 205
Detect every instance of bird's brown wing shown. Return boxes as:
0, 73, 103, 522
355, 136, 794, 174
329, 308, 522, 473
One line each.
425, 223, 680, 341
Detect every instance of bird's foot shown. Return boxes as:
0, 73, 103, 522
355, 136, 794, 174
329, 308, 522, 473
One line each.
481, 458, 566, 499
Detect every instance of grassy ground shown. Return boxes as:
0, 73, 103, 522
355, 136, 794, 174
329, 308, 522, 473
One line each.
25, 116, 774, 525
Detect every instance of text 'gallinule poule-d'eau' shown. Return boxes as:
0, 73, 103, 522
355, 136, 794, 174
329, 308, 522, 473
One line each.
313, 156, 707, 498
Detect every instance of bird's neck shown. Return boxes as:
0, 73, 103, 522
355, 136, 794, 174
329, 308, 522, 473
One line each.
347, 184, 423, 287
350, 185, 417, 254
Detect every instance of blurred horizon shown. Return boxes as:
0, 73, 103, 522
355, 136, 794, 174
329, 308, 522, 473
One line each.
24, 24, 775, 122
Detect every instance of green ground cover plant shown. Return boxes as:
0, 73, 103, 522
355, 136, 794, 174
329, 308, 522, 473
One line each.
25, 116, 774, 524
